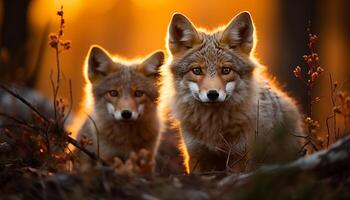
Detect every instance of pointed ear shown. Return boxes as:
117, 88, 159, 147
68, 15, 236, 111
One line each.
221, 12, 254, 54
87, 45, 113, 82
168, 13, 200, 54
141, 51, 164, 78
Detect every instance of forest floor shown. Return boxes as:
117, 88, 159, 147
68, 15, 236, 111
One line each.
1, 134, 350, 199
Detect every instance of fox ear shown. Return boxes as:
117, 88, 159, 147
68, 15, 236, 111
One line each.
221, 11, 254, 54
87, 45, 113, 81
141, 51, 164, 78
168, 13, 200, 54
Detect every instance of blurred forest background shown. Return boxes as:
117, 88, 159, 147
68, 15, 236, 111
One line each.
0, 0, 349, 135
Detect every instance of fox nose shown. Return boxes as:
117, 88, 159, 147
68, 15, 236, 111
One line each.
121, 110, 132, 119
207, 90, 219, 101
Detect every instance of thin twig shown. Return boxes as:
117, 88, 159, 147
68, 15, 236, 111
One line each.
0, 84, 49, 123
0, 85, 107, 166
49, 69, 59, 134
191, 159, 200, 172
288, 132, 308, 139
229, 144, 249, 170
54, 45, 61, 124
62, 80, 73, 125
0, 112, 42, 131
225, 147, 232, 170
329, 73, 337, 144
65, 135, 108, 166
309, 139, 319, 151
86, 114, 100, 158
298, 140, 311, 155
326, 115, 334, 149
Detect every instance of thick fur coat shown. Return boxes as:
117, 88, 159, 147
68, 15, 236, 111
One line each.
76, 46, 164, 166
162, 12, 304, 173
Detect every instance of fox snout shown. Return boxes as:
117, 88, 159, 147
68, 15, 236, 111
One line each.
188, 81, 236, 103
106, 102, 145, 121
121, 110, 132, 119
207, 90, 219, 101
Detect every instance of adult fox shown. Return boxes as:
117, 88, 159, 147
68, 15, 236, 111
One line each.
161, 12, 304, 173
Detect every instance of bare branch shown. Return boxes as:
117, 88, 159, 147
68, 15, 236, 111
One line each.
65, 136, 108, 166
86, 114, 100, 158
0, 84, 50, 123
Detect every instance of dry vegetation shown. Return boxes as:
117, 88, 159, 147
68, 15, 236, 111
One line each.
1, 6, 350, 200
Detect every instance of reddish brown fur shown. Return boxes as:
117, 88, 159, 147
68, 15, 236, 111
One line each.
162, 12, 304, 173
75, 45, 164, 169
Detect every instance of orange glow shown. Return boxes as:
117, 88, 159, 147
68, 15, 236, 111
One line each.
29, 0, 278, 115
178, 136, 190, 174
131, 0, 166, 8
66, 45, 96, 140
30, 0, 83, 26
30, 0, 279, 168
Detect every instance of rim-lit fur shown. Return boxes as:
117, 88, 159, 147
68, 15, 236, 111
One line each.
162, 12, 304, 173
75, 45, 164, 168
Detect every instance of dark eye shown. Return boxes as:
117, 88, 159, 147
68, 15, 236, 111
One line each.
108, 90, 118, 97
191, 67, 203, 75
221, 67, 232, 75
134, 90, 144, 97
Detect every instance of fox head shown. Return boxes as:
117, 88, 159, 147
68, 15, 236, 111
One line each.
86, 45, 164, 121
167, 12, 257, 104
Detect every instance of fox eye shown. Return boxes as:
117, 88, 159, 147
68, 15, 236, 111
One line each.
191, 67, 203, 75
134, 90, 144, 97
221, 67, 232, 75
108, 90, 119, 97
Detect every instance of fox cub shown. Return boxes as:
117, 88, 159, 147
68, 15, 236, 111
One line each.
76, 45, 164, 166
163, 12, 304, 172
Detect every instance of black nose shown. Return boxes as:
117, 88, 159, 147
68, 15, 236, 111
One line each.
121, 110, 132, 119
207, 90, 219, 101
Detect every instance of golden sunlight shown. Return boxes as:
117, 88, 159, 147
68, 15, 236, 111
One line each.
29, 0, 279, 114
2, 0, 350, 198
